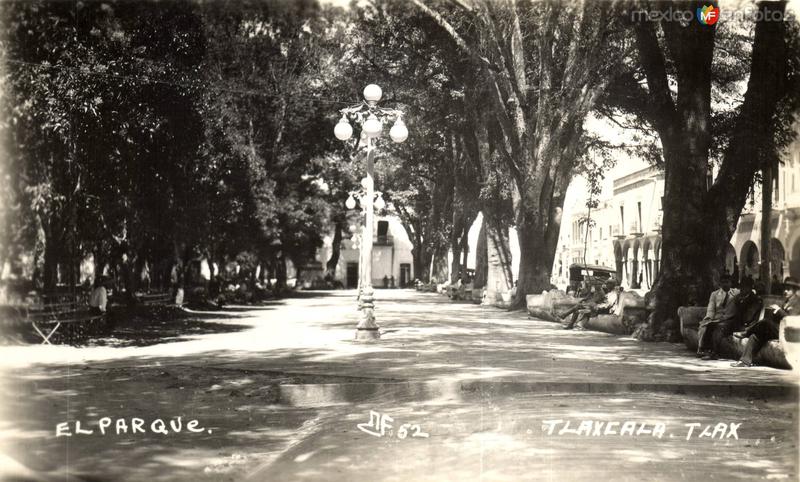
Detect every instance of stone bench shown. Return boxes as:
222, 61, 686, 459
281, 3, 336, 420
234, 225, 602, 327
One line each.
781, 315, 800, 370
678, 303, 792, 369
447, 283, 474, 301
527, 290, 649, 334
471, 288, 484, 304
526, 291, 574, 322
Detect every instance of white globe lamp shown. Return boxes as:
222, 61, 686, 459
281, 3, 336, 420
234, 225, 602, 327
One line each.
374, 193, 386, 210
389, 118, 408, 143
334, 116, 353, 141
363, 114, 382, 138
363, 84, 382, 104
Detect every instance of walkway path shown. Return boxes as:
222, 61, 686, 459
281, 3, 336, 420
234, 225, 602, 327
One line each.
0, 290, 796, 481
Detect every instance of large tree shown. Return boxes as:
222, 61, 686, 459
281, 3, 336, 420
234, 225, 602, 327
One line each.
411, 0, 623, 307
605, 1, 796, 339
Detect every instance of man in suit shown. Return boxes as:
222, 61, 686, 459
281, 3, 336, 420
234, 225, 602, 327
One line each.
732, 277, 800, 367
697, 274, 739, 360
710, 276, 762, 357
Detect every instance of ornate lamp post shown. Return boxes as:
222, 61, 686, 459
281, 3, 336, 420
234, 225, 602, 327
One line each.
334, 84, 408, 340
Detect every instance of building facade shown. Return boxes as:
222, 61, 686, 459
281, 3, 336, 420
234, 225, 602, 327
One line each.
313, 215, 415, 288
554, 141, 800, 291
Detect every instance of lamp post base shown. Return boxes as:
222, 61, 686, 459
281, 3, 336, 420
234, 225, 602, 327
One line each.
356, 286, 380, 341
355, 326, 381, 341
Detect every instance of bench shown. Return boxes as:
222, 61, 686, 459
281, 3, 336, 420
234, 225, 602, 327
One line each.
135, 291, 173, 305
678, 295, 792, 369
583, 292, 649, 335
781, 315, 800, 369
527, 291, 574, 322
471, 288, 484, 304
415, 282, 438, 292
25, 298, 105, 344
526, 290, 649, 334
447, 283, 474, 301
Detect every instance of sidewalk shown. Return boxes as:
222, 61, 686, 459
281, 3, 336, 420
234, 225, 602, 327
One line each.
0, 290, 797, 481
5, 290, 795, 385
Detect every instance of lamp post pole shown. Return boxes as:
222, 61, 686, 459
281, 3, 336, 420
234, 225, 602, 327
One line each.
334, 84, 408, 341
357, 137, 378, 340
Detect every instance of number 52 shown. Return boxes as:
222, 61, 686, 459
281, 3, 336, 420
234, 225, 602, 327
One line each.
397, 423, 429, 439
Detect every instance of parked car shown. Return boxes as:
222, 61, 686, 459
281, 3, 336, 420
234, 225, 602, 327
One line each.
568, 263, 618, 293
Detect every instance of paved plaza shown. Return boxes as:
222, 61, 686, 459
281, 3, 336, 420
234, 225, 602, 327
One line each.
0, 291, 797, 481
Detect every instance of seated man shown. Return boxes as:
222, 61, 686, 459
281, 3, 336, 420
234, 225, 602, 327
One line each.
710, 276, 761, 356
568, 281, 622, 331
559, 281, 591, 324
697, 274, 739, 360
731, 277, 800, 367
562, 282, 608, 330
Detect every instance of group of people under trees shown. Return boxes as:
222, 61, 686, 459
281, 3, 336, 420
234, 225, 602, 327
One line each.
561, 279, 624, 331
559, 273, 800, 367
699, 274, 800, 367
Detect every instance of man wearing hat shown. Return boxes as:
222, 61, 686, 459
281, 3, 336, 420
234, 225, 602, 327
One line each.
732, 277, 800, 367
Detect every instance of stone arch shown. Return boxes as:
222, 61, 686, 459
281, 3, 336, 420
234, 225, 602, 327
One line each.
770, 238, 786, 281
642, 237, 654, 289
791, 236, 800, 279
613, 241, 624, 283
621, 240, 633, 287
652, 236, 662, 282
631, 239, 643, 289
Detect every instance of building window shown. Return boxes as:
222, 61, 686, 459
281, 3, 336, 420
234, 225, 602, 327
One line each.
637, 201, 642, 233
377, 220, 389, 237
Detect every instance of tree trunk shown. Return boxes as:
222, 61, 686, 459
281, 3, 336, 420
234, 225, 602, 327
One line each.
43, 238, 59, 292
326, 220, 344, 278
483, 206, 515, 306
449, 212, 466, 283
412, 243, 432, 284
760, 165, 773, 293
459, 226, 470, 280
512, 216, 560, 309
473, 222, 488, 288
632, 2, 787, 339
431, 246, 449, 283
413, 0, 609, 310
275, 255, 287, 294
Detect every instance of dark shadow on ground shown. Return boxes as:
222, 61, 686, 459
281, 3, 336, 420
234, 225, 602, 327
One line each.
285, 291, 341, 299
86, 318, 251, 348
199, 305, 280, 312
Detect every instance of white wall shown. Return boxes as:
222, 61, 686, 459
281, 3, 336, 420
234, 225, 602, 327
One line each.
315, 215, 415, 286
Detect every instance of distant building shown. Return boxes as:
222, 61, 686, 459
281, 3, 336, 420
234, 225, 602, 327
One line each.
554, 139, 800, 291
313, 215, 415, 288
553, 165, 664, 291
733, 142, 800, 282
